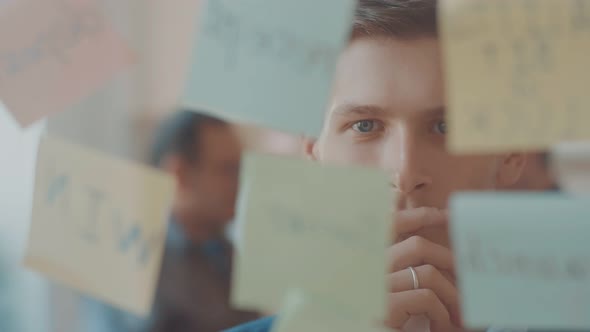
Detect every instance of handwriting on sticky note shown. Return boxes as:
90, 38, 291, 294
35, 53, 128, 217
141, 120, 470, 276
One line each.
25, 136, 174, 316
442, 0, 590, 152
203, 0, 337, 75
0, 2, 102, 80
451, 193, 590, 329
462, 232, 590, 282
183, 0, 355, 136
44, 174, 163, 267
232, 153, 392, 322
267, 203, 384, 254
0, 0, 133, 126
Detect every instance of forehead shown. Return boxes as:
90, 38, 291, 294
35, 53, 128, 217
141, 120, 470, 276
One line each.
197, 124, 241, 160
328, 37, 444, 118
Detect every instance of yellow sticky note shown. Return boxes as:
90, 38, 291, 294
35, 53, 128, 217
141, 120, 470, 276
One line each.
0, 0, 134, 127
441, 0, 590, 153
232, 153, 393, 323
271, 289, 394, 332
24, 136, 174, 316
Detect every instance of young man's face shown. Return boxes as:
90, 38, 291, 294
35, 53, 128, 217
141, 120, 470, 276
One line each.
308, 37, 525, 244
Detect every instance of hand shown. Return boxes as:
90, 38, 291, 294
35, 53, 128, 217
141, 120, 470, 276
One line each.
384, 208, 461, 332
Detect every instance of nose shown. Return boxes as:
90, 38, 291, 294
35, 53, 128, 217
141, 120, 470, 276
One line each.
384, 128, 432, 195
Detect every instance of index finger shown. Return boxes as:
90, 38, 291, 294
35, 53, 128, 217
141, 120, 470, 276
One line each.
393, 207, 448, 239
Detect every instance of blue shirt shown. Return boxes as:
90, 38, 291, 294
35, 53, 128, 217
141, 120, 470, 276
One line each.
84, 221, 259, 332
224, 317, 275, 332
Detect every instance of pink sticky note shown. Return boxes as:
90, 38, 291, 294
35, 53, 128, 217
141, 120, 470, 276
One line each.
0, 0, 134, 126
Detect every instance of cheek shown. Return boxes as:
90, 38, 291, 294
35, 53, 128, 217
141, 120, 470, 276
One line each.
435, 157, 499, 191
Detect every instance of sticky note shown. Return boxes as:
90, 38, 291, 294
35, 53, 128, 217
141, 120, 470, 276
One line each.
24, 136, 174, 316
144, 0, 200, 112
451, 193, 590, 330
441, 0, 590, 153
271, 289, 307, 332
0, 0, 134, 127
551, 141, 590, 194
271, 289, 394, 332
232, 153, 393, 322
183, 0, 356, 137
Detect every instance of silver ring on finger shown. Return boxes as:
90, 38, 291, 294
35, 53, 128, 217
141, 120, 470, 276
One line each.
408, 266, 420, 290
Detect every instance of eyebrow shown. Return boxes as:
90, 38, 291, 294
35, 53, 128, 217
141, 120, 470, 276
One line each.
424, 106, 446, 118
330, 104, 389, 117
331, 104, 446, 118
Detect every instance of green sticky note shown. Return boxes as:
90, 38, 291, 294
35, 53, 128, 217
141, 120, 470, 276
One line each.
233, 153, 393, 322
271, 289, 393, 332
183, 0, 356, 137
451, 193, 590, 330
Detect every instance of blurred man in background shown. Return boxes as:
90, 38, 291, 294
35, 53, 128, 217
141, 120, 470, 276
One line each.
85, 110, 259, 332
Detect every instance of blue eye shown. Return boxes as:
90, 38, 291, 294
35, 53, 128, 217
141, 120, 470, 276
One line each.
434, 120, 447, 134
352, 120, 376, 133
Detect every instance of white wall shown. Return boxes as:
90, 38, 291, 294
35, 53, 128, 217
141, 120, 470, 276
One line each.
0, 105, 49, 332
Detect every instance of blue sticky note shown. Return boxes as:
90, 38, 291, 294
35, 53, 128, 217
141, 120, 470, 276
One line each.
183, 0, 356, 137
451, 193, 590, 330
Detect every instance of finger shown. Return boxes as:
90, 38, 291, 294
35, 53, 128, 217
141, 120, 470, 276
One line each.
386, 289, 453, 332
389, 264, 461, 325
388, 235, 455, 273
389, 264, 455, 292
393, 207, 448, 240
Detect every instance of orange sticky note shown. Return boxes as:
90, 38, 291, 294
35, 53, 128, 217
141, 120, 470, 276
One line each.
0, 0, 134, 126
